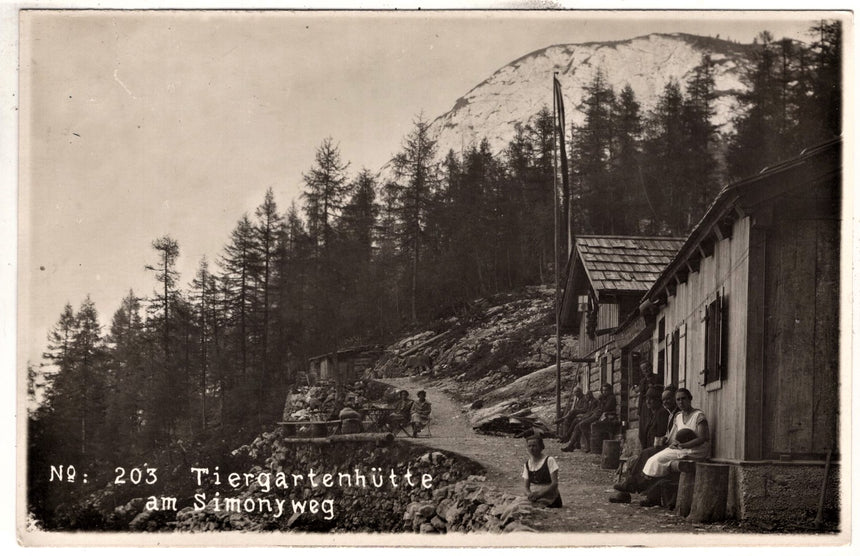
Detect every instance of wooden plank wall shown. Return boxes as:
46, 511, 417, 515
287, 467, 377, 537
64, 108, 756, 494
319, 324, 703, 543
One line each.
654, 217, 750, 460
813, 215, 840, 454
763, 193, 839, 457
578, 308, 614, 355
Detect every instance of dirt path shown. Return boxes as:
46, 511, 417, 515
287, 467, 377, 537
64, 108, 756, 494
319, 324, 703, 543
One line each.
383, 376, 738, 534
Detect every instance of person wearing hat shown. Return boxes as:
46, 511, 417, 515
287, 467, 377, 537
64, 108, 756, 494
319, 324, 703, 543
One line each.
522, 433, 562, 508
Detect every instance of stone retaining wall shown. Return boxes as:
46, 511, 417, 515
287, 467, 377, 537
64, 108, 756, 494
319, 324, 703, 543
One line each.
163, 429, 534, 533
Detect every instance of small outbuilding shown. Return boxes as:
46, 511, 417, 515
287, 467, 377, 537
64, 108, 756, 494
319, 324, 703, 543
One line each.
307, 345, 385, 386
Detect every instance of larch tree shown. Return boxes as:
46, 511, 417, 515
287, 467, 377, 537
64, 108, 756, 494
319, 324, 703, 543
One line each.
105, 290, 146, 454
254, 189, 284, 424
302, 137, 350, 254
390, 114, 439, 322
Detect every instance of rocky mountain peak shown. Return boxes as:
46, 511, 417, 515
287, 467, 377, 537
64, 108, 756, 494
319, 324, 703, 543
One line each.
427, 32, 756, 158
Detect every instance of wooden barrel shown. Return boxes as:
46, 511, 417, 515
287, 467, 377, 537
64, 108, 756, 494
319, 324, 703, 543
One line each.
601, 440, 621, 469
281, 423, 297, 437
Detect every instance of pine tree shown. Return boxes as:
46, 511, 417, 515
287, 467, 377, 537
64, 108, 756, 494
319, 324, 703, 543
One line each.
339, 169, 379, 265
302, 137, 350, 253
643, 79, 687, 233
43, 302, 77, 373
44, 297, 107, 457
254, 189, 284, 425
504, 124, 536, 286
525, 107, 555, 282
220, 216, 260, 378
104, 291, 146, 454
219, 215, 262, 433
146, 236, 180, 359
189, 259, 216, 430
390, 114, 439, 322
805, 20, 842, 142
144, 236, 186, 443
609, 84, 649, 233
573, 69, 616, 233
728, 31, 785, 179
682, 55, 720, 218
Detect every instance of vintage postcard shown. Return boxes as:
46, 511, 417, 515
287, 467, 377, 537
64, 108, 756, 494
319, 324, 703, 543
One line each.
13, 5, 852, 548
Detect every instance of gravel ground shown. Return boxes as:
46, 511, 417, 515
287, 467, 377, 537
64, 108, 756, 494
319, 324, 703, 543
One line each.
383, 376, 745, 535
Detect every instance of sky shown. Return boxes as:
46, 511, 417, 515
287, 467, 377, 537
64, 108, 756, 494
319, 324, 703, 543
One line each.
14, 9, 835, 368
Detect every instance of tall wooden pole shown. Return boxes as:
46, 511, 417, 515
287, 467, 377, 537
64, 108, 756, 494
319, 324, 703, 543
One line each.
553, 73, 562, 433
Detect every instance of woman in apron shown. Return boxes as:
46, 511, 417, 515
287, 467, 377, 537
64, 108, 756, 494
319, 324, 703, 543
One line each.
522, 434, 563, 508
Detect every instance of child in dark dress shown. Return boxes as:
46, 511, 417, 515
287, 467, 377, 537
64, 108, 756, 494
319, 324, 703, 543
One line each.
522, 434, 563, 508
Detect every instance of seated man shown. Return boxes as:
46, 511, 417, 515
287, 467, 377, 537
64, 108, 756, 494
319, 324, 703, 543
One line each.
555, 386, 588, 442
638, 385, 664, 451
589, 385, 621, 448
561, 391, 601, 451
571, 383, 616, 453
410, 390, 432, 437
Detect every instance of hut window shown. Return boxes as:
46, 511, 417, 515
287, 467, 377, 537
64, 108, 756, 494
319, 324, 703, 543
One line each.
577, 295, 590, 312
704, 293, 728, 384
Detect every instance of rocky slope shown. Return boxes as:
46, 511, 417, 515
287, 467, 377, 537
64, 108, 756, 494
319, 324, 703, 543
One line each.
372, 285, 582, 434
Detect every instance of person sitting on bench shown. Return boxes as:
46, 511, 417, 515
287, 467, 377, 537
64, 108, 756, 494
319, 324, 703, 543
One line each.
609, 386, 677, 503
410, 390, 432, 437
387, 389, 413, 433
637, 388, 710, 507
563, 384, 616, 452
642, 388, 710, 477
555, 386, 589, 443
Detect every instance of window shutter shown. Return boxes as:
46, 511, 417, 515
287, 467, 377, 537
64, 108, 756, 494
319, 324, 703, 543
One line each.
704, 295, 720, 385
678, 323, 687, 385
719, 293, 729, 381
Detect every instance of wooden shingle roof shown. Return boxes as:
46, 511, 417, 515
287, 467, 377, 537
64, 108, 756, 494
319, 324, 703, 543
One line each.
576, 236, 686, 294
